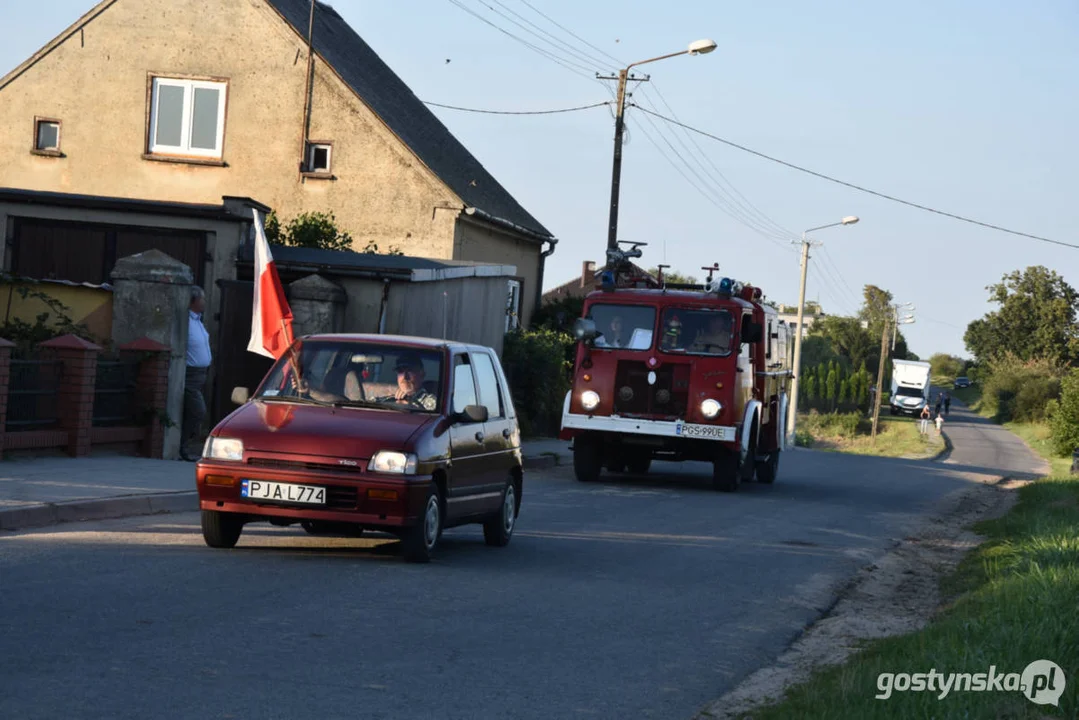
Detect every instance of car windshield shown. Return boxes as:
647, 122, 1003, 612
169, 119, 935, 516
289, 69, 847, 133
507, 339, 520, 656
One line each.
896, 386, 924, 397
659, 308, 734, 355
588, 304, 655, 350
255, 340, 443, 413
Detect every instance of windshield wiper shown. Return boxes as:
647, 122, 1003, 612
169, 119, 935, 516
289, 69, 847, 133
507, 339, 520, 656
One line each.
258, 394, 333, 407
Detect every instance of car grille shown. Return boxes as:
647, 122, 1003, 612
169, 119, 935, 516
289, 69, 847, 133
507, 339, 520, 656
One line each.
325, 486, 359, 510
247, 457, 365, 474
613, 361, 689, 418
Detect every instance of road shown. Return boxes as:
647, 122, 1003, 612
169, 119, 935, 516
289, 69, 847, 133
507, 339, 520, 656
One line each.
0, 422, 1044, 720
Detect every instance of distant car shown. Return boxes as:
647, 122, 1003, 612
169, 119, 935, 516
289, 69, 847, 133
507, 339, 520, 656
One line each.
954, 377, 972, 388
195, 334, 523, 563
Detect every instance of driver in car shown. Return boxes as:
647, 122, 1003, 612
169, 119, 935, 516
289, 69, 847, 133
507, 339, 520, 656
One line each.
373, 353, 437, 410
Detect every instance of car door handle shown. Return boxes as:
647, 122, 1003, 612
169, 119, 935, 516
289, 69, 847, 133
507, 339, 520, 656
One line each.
475, 431, 484, 442
502, 428, 511, 439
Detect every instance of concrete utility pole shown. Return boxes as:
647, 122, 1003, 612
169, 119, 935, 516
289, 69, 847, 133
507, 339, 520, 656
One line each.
786, 216, 860, 446
871, 316, 891, 439
600, 39, 717, 258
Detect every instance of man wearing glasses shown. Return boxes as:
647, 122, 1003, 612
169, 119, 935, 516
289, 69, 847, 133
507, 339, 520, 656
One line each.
376, 353, 437, 411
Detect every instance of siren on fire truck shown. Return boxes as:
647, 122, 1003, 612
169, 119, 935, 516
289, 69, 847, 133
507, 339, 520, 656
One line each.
559, 241, 794, 492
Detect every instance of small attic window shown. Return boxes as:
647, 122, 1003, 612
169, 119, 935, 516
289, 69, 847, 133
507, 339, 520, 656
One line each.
306, 142, 332, 174
32, 118, 62, 156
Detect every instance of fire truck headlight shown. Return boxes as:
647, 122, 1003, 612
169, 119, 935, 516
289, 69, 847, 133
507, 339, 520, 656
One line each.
700, 399, 722, 418
581, 390, 601, 411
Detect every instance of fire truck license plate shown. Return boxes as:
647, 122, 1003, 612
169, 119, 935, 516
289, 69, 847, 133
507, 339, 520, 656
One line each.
675, 422, 734, 441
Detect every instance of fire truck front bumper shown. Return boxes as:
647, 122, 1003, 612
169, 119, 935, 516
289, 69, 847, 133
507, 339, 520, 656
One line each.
561, 411, 737, 443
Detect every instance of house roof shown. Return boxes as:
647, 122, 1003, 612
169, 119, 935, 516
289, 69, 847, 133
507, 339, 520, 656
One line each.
236, 242, 517, 283
265, 0, 553, 243
0, 187, 266, 222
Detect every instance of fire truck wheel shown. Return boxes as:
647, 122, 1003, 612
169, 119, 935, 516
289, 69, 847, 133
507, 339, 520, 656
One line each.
627, 455, 651, 474
712, 449, 740, 492
573, 436, 603, 483
606, 459, 627, 473
755, 451, 779, 484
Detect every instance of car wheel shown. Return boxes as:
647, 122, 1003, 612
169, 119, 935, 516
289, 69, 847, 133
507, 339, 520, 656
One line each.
712, 448, 740, 492
573, 435, 603, 483
402, 483, 443, 564
201, 510, 244, 548
755, 450, 779, 484
483, 476, 519, 547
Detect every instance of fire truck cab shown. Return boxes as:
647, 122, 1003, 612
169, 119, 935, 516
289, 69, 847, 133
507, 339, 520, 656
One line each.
559, 273, 793, 491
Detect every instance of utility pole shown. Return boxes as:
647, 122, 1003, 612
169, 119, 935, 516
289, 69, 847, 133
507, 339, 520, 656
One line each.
871, 315, 891, 439
598, 69, 648, 256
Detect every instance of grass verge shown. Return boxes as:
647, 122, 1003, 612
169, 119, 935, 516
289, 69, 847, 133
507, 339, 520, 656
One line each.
1006, 421, 1074, 477
740, 475, 1079, 719
797, 411, 944, 459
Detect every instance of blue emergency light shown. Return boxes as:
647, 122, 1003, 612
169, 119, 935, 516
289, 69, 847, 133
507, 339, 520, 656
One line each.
717, 277, 734, 296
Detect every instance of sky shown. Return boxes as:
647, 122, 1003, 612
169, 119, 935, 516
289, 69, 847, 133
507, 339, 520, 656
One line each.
1, 0, 1076, 359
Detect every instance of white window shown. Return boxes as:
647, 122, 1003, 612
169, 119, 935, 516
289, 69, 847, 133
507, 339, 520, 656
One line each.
149, 77, 227, 158
35, 119, 61, 151
506, 279, 521, 331
306, 142, 332, 173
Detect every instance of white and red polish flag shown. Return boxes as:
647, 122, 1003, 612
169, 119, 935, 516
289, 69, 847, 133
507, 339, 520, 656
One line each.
247, 208, 294, 359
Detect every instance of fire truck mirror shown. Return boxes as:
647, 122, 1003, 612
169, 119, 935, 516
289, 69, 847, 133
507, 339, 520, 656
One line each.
573, 317, 599, 343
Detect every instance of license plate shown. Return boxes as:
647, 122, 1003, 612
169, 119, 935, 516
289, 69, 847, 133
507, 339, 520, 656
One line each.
675, 422, 733, 441
241, 479, 326, 505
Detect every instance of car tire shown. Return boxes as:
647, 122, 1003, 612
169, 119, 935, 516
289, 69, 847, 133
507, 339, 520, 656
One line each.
201, 510, 244, 548
483, 476, 520, 547
627, 455, 651, 474
401, 483, 443, 564
755, 450, 779, 484
573, 435, 603, 483
712, 448, 740, 492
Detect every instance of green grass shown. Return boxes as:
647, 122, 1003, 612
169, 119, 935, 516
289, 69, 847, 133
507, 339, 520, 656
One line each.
740, 475, 1079, 719
797, 411, 944, 459
1006, 421, 1074, 477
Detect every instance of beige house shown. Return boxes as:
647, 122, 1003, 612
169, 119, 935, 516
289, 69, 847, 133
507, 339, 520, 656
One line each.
0, 0, 556, 326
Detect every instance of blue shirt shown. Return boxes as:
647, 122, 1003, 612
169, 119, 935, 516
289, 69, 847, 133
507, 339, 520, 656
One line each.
187, 311, 212, 368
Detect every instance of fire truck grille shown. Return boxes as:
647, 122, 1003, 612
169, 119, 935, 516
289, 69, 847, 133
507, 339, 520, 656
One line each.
613, 362, 688, 418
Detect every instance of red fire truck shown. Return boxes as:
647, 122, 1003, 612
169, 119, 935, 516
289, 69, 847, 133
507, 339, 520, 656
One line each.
558, 243, 794, 491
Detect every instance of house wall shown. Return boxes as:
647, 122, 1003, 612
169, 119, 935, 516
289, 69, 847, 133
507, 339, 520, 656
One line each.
0, 0, 463, 258
0, 282, 113, 342
453, 216, 539, 329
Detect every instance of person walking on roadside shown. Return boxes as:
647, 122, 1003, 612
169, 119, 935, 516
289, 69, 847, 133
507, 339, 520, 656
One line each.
944, 392, 951, 416
935, 412, 945, 434
919, 405, 931, 435
182, 286, 212, 462
934, 393, 942, 417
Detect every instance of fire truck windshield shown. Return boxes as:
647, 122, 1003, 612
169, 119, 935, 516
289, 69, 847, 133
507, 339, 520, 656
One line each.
588, 304, 655, 350
660, 308, 734, 356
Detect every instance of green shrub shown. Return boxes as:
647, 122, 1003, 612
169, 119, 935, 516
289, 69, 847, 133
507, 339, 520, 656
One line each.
979, 354, 1062, 423
530, 296, 584, 334
501, 328, 575, 437
800, 410, 868, 439
1048, 368, 1079, 457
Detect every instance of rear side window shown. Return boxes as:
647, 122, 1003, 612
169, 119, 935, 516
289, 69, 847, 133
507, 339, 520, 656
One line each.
452, 355, 478, 414
472, 352, 504, 418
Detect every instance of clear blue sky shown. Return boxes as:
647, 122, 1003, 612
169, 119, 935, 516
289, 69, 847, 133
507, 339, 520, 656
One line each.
2, 0, 1076, 359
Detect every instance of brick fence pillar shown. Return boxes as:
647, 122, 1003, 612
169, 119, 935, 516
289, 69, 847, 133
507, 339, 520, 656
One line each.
0, 338, 14, 454
39, 334, 102, 458
120, 337, 171, 459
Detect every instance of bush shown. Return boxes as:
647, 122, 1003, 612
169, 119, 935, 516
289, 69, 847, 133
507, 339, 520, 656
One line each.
530, 296, 584, 334
1048, 368, 1079, 457
929, 352, 966, 380
501, 328, 575, 437
799, 410, 869, 440
979, 354, 1062, 423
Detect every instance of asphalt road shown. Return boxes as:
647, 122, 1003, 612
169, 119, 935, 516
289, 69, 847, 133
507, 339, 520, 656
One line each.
0, 419, 1044, 720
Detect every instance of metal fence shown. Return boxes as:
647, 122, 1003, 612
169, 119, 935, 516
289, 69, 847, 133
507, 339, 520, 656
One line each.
6, 352, 63, 431
92, 355, 141, 427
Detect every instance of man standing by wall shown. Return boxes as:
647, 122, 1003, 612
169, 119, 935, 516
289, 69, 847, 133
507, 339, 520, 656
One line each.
182, 286, 212, 461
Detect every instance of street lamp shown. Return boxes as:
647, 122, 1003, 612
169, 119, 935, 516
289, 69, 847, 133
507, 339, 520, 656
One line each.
605, 39, 717, 263
785, 215, 860, 445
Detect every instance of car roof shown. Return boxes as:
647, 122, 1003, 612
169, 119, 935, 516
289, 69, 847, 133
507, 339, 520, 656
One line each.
299, 333, 493, 354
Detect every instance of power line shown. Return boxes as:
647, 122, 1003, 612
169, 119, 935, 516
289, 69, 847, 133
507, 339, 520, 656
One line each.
631, 105, 1079, 251
515, 0, 626, 68
487, 0, 611, 71
422, 99, 612, 115
468, 0, 600, 74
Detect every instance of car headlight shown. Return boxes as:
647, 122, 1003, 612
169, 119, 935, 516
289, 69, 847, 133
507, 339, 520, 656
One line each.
581, 390, 600, 411
203, 437, 244, 461
370, 451, 417, 475
700, 398, 722, 418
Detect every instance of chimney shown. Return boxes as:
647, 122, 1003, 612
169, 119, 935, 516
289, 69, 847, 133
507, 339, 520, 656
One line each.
581, 260, 596, 287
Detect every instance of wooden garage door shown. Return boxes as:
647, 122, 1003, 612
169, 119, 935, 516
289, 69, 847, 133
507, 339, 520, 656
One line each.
12, 217, 206, 286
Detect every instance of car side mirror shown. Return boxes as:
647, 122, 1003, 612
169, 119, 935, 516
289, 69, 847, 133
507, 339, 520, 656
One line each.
231, 386, 250, 405
572, 317, 599, 344
458, 404, 488, 424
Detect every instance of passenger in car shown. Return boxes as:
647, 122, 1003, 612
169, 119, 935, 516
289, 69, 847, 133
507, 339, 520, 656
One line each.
690, 314, 733, 353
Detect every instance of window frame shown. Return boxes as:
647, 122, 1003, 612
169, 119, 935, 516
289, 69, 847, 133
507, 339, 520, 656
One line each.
146, 74, 229, 160
31, 117, 62, 157
451, 354, 480, 416
505, 278, 522, 332
305, 141, 333, 174
471, 351, 505, 419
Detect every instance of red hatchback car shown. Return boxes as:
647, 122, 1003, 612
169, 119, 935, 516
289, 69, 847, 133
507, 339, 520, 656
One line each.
196, 334, 523, 562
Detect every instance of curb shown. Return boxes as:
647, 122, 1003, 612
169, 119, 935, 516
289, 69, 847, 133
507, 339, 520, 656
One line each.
522, 453, 567, 470
0, 491, 197, 532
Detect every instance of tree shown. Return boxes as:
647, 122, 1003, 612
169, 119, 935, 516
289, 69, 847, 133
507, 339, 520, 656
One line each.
964, 266, 1079, 365
826, 363, 838, 410
1047, 368, 1079, 457
839, 377, 850, 406
648, 268, 698, 285
929, 353, 967, 380
264, 210, 403, 255
532, 296, 585, 334
810, 316, 871, 370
